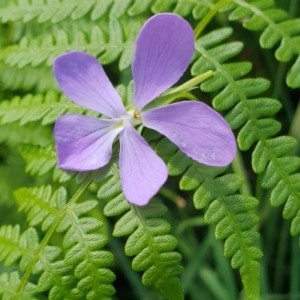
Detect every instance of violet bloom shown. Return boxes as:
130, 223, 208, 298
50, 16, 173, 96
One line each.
53, 13, 236, 206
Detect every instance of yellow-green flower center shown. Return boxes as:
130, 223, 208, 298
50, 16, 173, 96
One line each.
126, 106, 142, 127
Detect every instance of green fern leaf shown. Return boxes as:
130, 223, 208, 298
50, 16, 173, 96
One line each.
14, 186, 65, 230
155, 136, 262, 300
151, 0, 177, 13
102, 167, 183, 300
128, 0, 152, 16
90, 0, 113, 20
0, 90, 91, 125
0, 226, 72, 299
226, 0, 300, 88
0, 18, 141, 71
0, 0, 141, 24
152, 0, 212, 20
11, 181, 115, 299
0, 271, 36, 300
0, 0, 93, 23
19, 144, 56, 176
193, 26, 300, 254
18, 144, 74, 182
0, 64, 55, 92
0, 225, 23, 266
0, 122, 51, 148
0, 225, 63, 299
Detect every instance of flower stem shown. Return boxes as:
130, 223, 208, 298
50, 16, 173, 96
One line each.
13, 171, 97, 300
160, 186, 186, 208
194, 0, 231, 38
144, 70, 214, 110
231, 150, 252, 196
170, 70, 214, 94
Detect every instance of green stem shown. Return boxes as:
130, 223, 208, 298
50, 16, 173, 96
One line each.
290, 236, 300, 299
109, 234, 153, 299
194, 0, 231, 38
144, 70, 214, 110
288, 0, 299, 17
274, 221, 289, 292
272, 62, 293, 121
171, 70, 214, 94
160, 186, 187, 208
13, 171, 97, 299
231, 150, 252, 195
289, 102, 300, 144
181, 232, 212, 292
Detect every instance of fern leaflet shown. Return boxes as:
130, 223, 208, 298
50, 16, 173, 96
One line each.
0, 173, 115, 299
0, 90, 91, 126
193, 27, 300, 247
101, 165, 183, 300
155, 138, 262, 300
18, 144, 74, 182
0, 18, 141, 71
225, 0, 300, 88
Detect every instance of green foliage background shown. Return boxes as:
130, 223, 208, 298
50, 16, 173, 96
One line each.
0, 0, 300, 299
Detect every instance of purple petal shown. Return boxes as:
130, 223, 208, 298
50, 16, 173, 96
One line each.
119, 125, 168, 206
54, 114, 123, 171
132, 13, 194, 110
53, 51, 126, 118
142, 101, 236, 166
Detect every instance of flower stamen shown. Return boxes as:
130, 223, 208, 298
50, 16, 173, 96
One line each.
126, 106, 142, 127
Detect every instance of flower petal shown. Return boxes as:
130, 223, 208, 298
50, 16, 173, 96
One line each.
132, 13, 194, 110
53, 51, 126, 118
142, 101, 236, 166
119, 125, 168, 206
54, 114, 123, 171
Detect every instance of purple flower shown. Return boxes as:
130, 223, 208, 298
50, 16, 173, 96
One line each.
53, 13, 236, 206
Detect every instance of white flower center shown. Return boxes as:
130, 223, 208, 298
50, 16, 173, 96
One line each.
112, 106, 142, 131
126, 106, 142, 127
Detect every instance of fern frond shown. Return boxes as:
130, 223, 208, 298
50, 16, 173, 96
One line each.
0, 166, 15, 206
0, 0, 138, 24
101, 166, 183, 300
152, 0, 212, 20
0, 90, 90, 125
62, 214, 115, 299
0, 17, 141, 70
150, 0, 176, 12
0, 82, 133, 134
183, 164, 261, 299
0, 64, 56, 92
0, 225, 73, 300
224, 0, 300, 88
0, 225, 55, 299
0, 271, 36, 300
0, 225, 24, 266
18, 144, 56, 177
0, 148, 33, 207
0, 0, 88, 23
0, 0, 222, 73
155, 138, 262, 300
9, 180, 115, 299
192, 27, 283, 149
127, 0, 153, 16
0, 0, 215, 24
18, 144, 74, 182
174, 0, 210, 19
14, 186, 65, 230
193, 27, 300, 247
0, 122, 52, 146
